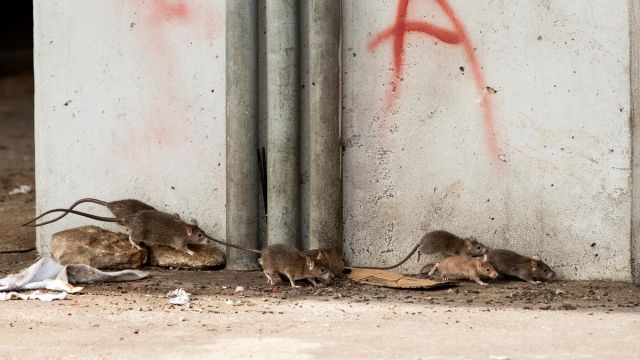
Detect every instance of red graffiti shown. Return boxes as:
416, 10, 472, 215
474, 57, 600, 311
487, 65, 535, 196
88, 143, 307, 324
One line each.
149, 0, 189, 25
368, 0, 500, 161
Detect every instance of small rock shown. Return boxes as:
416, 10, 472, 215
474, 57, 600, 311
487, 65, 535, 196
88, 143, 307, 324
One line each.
51, 226, 147, 269
148, 244, 225, 270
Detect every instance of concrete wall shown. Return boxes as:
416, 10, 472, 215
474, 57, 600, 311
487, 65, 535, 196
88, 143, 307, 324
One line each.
35, 0, 637, 280
34, 0, 227, 253
342, 0, 633, 280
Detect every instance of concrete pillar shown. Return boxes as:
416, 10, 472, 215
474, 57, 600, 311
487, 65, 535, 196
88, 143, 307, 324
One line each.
631, 0, 640, 284
308, 0, 342, 251
225, 0, 260, 270
266, 0, 300, 246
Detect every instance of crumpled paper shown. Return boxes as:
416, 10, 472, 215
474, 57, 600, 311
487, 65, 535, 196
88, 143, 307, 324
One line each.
0, 257, 150, 301
0, 290, 68, 301
167, 288, 191, 306
8, 185, 32, 195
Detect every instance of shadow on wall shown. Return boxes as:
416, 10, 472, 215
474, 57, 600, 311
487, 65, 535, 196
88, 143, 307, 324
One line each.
0, 1, 33, 75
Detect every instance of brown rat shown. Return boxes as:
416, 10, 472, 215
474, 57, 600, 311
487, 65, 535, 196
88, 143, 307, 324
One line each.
486, 248, 555, 284
279, 247, 346, 283
23, 198, 155, 227
259, 244, 333, 288
302, 248, 345, 276
428, 254, 498, 286
363, 230, 488, 270
124, 210, 209, 256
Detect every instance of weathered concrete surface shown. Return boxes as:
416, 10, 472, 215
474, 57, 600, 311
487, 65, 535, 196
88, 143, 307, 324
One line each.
147, 244, 225, 270
342, 1, 632, 280
51, 226, 146, 269
34, 0, 227, 254
0, 290, 638, 359
631, 0, 640, 283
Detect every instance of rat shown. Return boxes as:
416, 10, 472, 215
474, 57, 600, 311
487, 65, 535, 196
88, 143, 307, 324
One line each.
486, 248, 555, 284
278, 247, 346, 284
123, 210, 209, 256
22, 198, 155, 227
200, 237, 335, 288
427, 254, 498, 286
362, 230, 488, 270
303, 248, 345, 275
259, 244, 334, 288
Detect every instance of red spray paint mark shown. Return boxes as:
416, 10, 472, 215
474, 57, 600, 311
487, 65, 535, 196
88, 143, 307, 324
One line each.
150, 1, 189, 23
368, 0, 500, 161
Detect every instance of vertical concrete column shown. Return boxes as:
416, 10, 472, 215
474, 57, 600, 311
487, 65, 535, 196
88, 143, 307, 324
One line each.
266, 0, 300, 246
226, 0, 260, 270
308, 0, 342, 250
631, 0, 640, 284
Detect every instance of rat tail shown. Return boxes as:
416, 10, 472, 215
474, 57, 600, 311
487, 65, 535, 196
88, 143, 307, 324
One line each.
22, 208, 117, 227
355, 242, 422, 270
203, 234, 261, 254
22, 198, 108, 227
0, 247, 36, 254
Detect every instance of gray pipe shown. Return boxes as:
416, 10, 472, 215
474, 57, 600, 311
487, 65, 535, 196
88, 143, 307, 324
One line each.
266, 0, 301, 246
308, 0, 342, 251
225, 0, 260, 270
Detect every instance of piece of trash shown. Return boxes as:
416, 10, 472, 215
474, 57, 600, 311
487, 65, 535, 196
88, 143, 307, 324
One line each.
167, 288, 191, 306
9, 185, 32, 195
235, 286, 244, 293
0, 290, 67, 302
346, 268, 454, 290
554, 289, 566, 295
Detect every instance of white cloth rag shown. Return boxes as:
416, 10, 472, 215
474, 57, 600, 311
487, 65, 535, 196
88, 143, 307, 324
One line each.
0, 257, 150, 300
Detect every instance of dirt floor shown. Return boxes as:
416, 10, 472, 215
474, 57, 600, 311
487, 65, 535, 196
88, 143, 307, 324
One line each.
1, 74, 640, 359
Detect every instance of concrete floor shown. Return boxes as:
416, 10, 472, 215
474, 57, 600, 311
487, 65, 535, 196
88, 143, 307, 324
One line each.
1, 292, 638, 359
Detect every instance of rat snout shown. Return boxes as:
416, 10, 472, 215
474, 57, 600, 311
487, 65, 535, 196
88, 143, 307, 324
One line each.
547, 270, 556, 279
321, 271, 335, 281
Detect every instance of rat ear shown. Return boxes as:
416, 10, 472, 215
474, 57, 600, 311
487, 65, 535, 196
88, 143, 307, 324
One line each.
186, 226, 193, 236
306, 257, 315, 269
465, 239, 472, 249
316, 252, 323, 260
532, 255, 540, 261
530, 259, 537, 271
482, 254, 488, 262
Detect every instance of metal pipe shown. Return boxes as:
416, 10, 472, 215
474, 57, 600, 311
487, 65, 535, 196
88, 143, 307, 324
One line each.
266, 0, 301, 246
225, 0, 260, 270
308, 0, 342, 251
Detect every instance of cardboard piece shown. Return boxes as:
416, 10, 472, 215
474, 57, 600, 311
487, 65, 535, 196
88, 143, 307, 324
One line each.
346, 268, 454, 290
